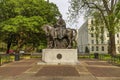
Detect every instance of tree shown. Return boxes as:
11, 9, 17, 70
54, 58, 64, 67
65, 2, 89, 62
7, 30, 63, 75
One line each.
69, 0, 120, 56
0, 0, 60, 53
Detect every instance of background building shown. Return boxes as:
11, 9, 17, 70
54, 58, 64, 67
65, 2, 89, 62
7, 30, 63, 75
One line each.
77, 18, 120, 54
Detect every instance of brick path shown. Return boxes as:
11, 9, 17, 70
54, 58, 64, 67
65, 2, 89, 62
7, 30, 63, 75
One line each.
0, 58, 120, 80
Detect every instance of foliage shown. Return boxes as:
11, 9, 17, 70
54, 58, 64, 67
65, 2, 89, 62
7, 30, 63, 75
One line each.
69, 0, 120, 56
0, 0, 60, 53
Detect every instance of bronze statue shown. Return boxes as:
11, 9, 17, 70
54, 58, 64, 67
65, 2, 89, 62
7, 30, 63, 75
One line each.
42, 25, 77, 49
42, 15, 77, 49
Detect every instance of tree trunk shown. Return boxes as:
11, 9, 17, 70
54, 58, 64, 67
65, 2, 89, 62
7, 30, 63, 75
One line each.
6, 34, 13, 54
109, 32, 116, 56
6, 42, 11, 54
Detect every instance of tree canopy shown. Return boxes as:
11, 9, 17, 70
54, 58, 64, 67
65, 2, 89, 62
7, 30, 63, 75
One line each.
0, 0, 60, 53
69, 0, 120, 56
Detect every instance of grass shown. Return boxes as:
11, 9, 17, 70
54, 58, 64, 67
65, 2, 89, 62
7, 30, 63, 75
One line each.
78, 53, 120, 65
0, 55, 12, 65
99, 54, 111, 60
0, 54, 42, 66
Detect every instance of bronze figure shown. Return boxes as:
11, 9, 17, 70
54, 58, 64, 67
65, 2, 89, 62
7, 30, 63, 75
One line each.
42, 16, 77, 49
42, 25, 77, 49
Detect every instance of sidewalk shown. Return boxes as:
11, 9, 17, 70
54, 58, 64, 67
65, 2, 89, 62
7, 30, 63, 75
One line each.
0, 58, 120, 80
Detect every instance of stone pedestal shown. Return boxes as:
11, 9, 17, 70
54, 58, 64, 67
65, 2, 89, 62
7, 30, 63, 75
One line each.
38, 49, 78, 65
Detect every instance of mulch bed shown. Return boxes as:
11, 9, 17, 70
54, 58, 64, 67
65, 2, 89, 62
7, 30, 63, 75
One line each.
35, 66, 80, 76
87, 67, 120, 77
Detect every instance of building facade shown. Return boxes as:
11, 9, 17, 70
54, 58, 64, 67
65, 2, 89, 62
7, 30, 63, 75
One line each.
77, 19, 120, 54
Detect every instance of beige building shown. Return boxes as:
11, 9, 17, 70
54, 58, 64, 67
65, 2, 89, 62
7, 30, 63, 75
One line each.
77, 19, 120, 54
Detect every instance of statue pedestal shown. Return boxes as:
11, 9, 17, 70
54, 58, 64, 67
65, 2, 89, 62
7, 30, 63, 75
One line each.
38, 49, 78, 65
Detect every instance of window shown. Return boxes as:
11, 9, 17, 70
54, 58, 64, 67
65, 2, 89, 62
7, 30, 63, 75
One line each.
117, 40, 119, 44
91, 20, 94, 24
91, 33, 94, 37
117, 34, 119, 37
102, 46, 104, 51
96, 46, 99, 51
92, 46, 94, 51
91, 40, 94, 44
91, 27, 94, 31
101, 40, 104, 44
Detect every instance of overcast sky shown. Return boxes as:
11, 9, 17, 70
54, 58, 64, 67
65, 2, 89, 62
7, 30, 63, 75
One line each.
49, 0, 85, 29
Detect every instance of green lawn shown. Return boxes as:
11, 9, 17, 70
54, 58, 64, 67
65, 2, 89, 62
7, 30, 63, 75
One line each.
78, 53, 120, 65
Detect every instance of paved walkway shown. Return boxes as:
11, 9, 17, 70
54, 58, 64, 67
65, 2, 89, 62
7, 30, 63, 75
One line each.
0, 59, 120, 80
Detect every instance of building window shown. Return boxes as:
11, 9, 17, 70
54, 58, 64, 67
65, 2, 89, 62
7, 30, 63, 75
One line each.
91, 40, 94, 44
91, 33, 94, 37
102, 46, 104, 51
117, 34, 119, 37
91, 20, 94, 24
101, 40, 104, 44
96, 46, 99, 51
92, 46, 94, 51
91, 27, 94, 31
117, 40, 119, 44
